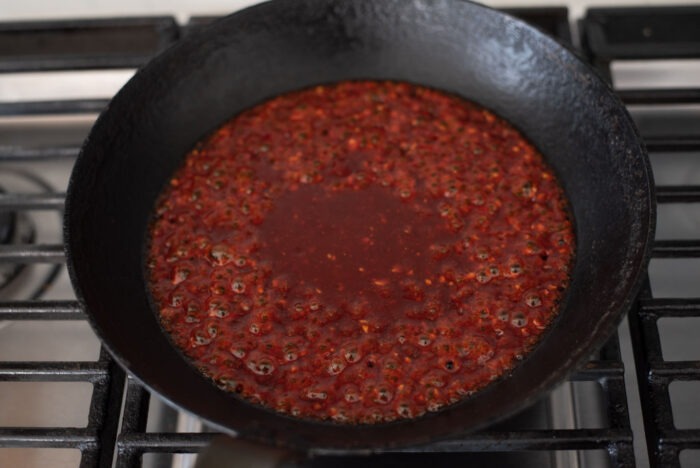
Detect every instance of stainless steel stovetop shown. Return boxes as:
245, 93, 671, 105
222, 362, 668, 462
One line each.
0, 3, 699, 467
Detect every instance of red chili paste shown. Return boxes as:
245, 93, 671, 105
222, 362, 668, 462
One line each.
147, 81, 574, 423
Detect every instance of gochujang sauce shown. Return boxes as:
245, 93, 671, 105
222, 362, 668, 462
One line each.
147, 81, 574, 423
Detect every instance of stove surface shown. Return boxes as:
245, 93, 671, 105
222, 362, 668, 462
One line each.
0, 3, 699, 468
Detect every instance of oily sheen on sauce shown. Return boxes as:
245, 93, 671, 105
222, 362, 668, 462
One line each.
147, 81, 575, 424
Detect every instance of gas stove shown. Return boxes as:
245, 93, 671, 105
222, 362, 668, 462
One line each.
0, 4, 699, 468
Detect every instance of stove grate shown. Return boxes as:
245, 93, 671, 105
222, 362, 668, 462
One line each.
583, 6, 700, 468
4, 6, 696, 467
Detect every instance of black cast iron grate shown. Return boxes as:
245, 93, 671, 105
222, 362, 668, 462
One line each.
581, 7, 700, 468
0, 5, 696, 467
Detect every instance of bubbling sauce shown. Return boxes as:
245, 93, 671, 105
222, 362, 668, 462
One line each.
147, 81, 574, 423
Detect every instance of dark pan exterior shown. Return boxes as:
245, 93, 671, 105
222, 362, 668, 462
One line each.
65, 0, 654, 451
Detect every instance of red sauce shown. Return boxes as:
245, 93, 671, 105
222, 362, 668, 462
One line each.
147, 81, 574, 423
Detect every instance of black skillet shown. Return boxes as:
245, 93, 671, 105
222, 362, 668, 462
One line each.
65, 0, 654, 452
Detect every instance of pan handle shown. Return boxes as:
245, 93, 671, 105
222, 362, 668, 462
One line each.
194, 436, 304, 468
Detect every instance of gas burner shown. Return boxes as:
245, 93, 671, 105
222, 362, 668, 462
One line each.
0, 168, 61, 300
0, 202, 14, 243
0, 192, 34, 291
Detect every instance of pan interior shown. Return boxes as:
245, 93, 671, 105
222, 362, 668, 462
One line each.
65, 0, 653, 450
